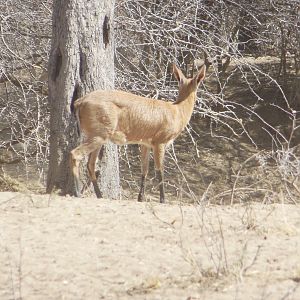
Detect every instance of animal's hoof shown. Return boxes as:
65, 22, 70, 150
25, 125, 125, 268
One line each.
92, 181, 103, 199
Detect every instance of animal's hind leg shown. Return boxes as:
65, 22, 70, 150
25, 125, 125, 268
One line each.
70, 137, 105, 197
87, 147, 103, 198
70, 149, 82, 197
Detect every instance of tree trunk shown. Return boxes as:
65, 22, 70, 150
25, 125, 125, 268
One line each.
47, 0, 120, 199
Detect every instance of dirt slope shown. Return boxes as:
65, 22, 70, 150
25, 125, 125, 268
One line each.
0, 192, 300, 300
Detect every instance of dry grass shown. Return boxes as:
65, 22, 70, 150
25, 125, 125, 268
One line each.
1, 193, 299, 299
0, 173, 28, 193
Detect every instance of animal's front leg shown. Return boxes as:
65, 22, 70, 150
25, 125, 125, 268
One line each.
153, 144, 166, 204
138, 146, 150, 202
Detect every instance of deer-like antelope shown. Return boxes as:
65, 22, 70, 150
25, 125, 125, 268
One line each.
70, 64, 206, 203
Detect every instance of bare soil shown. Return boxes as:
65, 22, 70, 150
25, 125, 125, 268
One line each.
1, 192, 300, 300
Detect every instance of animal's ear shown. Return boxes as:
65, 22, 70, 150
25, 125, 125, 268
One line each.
173, 64, 186, 83
193, 64, 206, 86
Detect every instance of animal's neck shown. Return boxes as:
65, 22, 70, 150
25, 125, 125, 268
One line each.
175, 92, 196, 127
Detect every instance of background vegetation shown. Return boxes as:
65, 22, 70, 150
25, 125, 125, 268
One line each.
0, 0, 299, 203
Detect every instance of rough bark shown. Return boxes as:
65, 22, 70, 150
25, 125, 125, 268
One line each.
47, 0, 120, 199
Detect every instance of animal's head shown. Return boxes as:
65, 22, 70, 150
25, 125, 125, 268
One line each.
173, 64, 206, 101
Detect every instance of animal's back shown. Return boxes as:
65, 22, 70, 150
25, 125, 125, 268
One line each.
77, 90, 167, 108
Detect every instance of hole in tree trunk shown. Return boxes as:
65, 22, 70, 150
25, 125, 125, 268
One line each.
103, 15, 110, 48
51, 47, 62, 81
71, 82, 80, 113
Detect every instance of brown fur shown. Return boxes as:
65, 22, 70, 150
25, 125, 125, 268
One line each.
70, 64, 206, 203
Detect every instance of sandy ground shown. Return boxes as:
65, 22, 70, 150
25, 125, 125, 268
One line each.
0, 192, 300, 300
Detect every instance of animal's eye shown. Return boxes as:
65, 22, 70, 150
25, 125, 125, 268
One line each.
180, 79, 184, 85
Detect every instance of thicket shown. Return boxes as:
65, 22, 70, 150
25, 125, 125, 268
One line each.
0, 0, 299, 202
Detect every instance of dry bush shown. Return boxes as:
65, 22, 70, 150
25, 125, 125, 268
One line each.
116, 0, 300, 203
0, 0, 299, 202
0, 0, 51, 185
